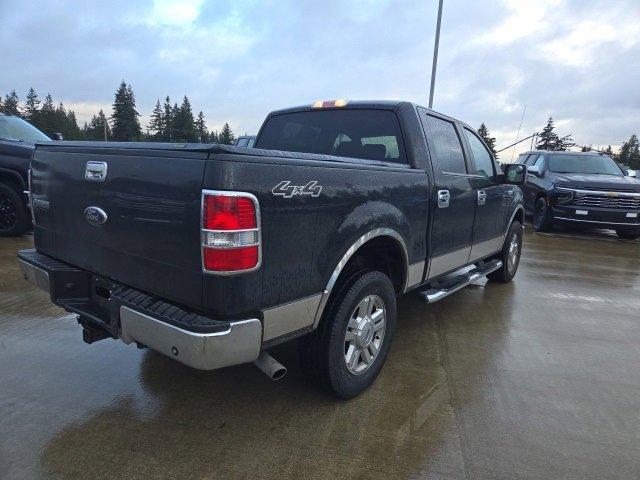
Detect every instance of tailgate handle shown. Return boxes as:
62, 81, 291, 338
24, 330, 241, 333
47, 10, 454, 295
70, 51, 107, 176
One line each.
85, 161, 108, 182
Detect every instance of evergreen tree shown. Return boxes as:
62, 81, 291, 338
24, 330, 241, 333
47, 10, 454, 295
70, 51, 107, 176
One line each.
171, 102, 180, 141
65, 110, 82, 140
618, 134, 640, 170
148, 100, 164, 140
24, 88, 40, 124
209, 130, 219, 143
603, 145, 614, 157
38, 94, 56, 135
85, 109, 111, 141
162, 96, 173, 141
218, 122, 235, 145
477, 123, 498, 159
55, 102, 67, 135
3, 90, 20, 116
110, 81, 142, 141
0, 96, 3, 112
195, 111, 208, 143
580, 145, 592, 152
536, 117, 575, 151
176, 96, 196, 142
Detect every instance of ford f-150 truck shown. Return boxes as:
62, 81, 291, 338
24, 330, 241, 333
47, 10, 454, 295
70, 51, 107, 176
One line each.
18, 100, 526, 398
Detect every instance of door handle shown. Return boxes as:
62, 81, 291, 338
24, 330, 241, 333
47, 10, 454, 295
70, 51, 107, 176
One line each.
437, 190, 450, 208
477, 190, 487, 206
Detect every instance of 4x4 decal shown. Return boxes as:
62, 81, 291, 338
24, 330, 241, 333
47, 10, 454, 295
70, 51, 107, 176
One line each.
272, 181, 322, 198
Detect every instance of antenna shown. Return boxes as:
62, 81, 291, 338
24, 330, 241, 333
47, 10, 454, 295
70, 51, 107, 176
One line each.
510, 104, 527, 162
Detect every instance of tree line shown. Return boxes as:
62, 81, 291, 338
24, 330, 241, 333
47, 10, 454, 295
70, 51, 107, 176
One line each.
478, 117, 639, 169
1, 85, 638, 167
0, 81, 238, 145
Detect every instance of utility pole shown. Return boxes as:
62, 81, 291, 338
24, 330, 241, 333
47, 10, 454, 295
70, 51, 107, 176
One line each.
428, 0, 444, 109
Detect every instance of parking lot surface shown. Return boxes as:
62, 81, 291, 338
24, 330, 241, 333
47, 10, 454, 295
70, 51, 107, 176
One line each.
1, 228, 639, 480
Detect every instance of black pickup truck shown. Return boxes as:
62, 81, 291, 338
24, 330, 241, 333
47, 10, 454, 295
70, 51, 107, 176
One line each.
517, 150, 640, 239
18, 100, 526, 397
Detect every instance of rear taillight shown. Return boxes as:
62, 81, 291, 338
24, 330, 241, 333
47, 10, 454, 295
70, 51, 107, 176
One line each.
201, 191, 261, 274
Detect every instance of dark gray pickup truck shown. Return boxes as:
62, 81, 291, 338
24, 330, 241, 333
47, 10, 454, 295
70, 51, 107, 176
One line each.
18, 100, 526, 397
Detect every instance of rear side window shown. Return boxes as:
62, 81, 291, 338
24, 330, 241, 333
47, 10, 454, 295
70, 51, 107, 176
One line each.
423, 115, 467, 174
255, 109, 406, 163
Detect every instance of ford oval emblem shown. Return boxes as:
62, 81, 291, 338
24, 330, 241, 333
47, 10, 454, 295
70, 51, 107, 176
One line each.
84, 206, 108, 226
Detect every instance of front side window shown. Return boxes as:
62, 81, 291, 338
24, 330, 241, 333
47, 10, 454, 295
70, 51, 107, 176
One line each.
255, 109, 406, 163
423, 115, 467, 174
464, 128, 495, 180
532, 155, 545, 168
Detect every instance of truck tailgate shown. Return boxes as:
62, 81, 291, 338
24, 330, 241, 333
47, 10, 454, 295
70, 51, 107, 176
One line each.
30, 145, 207, 308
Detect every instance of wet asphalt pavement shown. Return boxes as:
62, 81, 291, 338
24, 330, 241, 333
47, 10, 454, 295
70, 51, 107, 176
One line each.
1, 226, 639, 480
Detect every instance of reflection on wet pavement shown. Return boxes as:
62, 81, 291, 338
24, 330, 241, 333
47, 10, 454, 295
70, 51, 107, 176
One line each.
1, 228, 639, 479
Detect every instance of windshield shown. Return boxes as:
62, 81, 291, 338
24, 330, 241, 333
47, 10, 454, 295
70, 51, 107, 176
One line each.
548, 154, 624, 176
255, 109, 406, 163
0, 115, 52, 143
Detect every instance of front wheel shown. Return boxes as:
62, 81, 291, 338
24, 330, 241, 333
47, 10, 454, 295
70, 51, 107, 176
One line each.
299, 270, 397, 399
488, 221, 523, 283
616, 228, 640, 240
533, 197, 553, 232
0, 182, 31, 237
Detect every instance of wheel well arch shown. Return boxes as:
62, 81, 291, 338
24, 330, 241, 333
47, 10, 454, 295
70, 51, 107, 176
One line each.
0, 170, 25, 194
312, 229, 408, 328
513, 206, 525, 225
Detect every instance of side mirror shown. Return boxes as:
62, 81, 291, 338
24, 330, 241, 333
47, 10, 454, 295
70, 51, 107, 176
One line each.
628, 170, 637, 178
503, 164, 526, 186
50, 132, 64, 141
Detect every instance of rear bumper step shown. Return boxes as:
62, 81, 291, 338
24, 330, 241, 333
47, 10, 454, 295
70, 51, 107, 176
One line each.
420, 260, 502, 303
17, 249, 262, 370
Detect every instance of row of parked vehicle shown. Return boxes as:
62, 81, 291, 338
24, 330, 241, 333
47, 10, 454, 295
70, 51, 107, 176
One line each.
5, 100, 640, 397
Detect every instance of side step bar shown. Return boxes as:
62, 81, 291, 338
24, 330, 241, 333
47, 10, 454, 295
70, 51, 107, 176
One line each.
420, 260, 503, 303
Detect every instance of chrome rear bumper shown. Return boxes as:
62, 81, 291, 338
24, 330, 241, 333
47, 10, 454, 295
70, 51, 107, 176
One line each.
18, 252, 262, 371
119, 307, 261, 370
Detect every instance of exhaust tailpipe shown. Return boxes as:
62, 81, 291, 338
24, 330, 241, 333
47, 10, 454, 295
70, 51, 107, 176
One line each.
254, 351, 287, 380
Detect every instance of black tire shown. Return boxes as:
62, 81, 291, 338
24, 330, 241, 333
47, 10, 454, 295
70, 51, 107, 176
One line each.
0, 182, 30, 237
533, 196, 553, 232
298, 270, 397, 399
487, 221, 523, 283
616, 228, 640, 240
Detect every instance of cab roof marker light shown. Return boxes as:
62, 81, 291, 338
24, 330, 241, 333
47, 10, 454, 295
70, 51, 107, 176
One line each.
312, 99, 349, 109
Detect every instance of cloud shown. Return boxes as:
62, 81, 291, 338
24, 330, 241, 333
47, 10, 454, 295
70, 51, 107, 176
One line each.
0, 0, 638, 152
476, 0, 561, 45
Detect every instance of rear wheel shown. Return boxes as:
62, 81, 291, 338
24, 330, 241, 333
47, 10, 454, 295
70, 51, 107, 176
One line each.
616, 228, 640, 240
0, 183, 30, 237
299, 270, 396, 399
487, 221, 523, 283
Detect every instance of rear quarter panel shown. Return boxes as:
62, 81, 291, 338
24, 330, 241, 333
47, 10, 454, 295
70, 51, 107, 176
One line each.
202, 154, 429, 316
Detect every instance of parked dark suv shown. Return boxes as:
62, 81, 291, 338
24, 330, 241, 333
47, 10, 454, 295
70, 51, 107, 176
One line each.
0, 113, 56, 236
517, 150, 640, 239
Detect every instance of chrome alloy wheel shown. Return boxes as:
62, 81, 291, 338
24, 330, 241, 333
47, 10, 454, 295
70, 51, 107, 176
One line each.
344, 294, 386, 375
507, 234, 520, 274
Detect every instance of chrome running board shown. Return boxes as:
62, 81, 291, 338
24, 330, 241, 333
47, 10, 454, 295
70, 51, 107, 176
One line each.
420, 260, 502, 303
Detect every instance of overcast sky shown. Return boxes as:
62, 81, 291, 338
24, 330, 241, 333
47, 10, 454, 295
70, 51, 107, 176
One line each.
2, 0, 638, 155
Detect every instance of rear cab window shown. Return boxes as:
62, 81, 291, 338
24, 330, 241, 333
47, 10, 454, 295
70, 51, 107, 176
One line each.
255, 109, 407, 164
